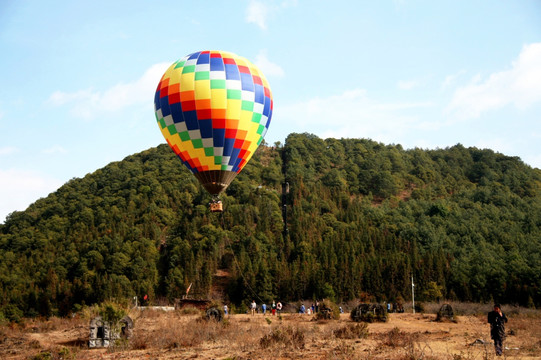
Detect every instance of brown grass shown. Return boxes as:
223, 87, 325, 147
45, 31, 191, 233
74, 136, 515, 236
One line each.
380, 327, 420, 347
333, 322, 369, 339
129, 314, 229, 349
259, 326, 305, 349
1, 304, 541, 359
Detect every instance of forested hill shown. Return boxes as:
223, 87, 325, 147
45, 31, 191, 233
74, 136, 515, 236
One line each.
1, 133, 541, 319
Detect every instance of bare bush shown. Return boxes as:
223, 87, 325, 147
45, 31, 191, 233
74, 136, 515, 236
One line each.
381, 327, 419, 348
259, 326, 305, 349
326, 341, 355, 359
333, 323, 369, 339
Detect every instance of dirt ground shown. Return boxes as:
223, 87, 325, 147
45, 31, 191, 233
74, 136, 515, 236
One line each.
1, 310, 541, 359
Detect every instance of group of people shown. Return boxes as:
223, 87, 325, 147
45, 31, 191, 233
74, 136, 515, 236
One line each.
385, 302, 404, 313
298, 301, 318, 314
250, 300, 282, 315
223, 300, 284, 316
298, 301, 342, 314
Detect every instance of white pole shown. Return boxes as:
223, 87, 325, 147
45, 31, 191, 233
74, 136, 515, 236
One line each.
411, 274, 415, 314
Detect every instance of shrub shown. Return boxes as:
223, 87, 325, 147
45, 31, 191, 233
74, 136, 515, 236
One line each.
30, 347, 74, 360
350, 303, 388, 323
260, 326, 305, 349
435, 304, 457, 322
314, 300, 340, 320
334, 323, 369, 339
99, 302, 126, 324
414, 302, 425, 313
381, 327, 418, 347
2, 304, 24, 323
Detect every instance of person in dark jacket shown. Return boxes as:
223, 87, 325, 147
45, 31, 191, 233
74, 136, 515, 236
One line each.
487, 303, 508, 356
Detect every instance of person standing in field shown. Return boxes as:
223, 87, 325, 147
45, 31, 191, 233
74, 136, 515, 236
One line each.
271, 300, 277, 315
262, 303, 267, 314
276, 301, 283, 314
251, 300, 257, 316
488, 303, 508, 356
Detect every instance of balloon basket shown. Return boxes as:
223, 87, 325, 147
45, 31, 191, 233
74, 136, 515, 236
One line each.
209, 200, 223, 212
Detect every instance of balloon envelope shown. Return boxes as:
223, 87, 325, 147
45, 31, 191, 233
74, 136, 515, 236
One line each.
154, 50, 273, 195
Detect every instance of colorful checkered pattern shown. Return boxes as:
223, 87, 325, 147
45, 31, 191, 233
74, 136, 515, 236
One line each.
154, 50, 273, 180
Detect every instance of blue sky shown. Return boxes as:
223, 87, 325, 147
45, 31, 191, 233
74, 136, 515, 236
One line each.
1, 0, 540, 222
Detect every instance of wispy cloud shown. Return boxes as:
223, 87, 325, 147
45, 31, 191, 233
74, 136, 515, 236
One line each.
255, 50, 285, 78
446, 42, 541, 118
0, 146, 19, 156
441, 70, 466, 90
246, 0, 269, 30
393, 0, 406, 10
245, 0, 296, 30
48, 89, 96, 107
47, 62, 170, 119
397, 79, 420, 90
42, 145, 67, 154
277, 88, 433, 143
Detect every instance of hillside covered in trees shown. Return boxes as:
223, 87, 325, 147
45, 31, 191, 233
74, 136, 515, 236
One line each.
1, 133, 541, 320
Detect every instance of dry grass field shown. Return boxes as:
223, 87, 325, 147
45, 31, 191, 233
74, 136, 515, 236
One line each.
1, 304, 540, 359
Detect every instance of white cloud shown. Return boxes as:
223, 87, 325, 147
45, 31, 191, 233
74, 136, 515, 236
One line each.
245, 0, 296, 30
397, 80, 420, 90
277, 88, 433, 143
441, 70, 466, 90
255, 50, 285, 78
48, 89, 96, 107
446, 42, 541, 118
47, 62, 171, 119
42, 145, 67, 154
246, 0, 269, 30
0, 169, 63, 223
0, 146, 19, 156
393, 0, 406, 9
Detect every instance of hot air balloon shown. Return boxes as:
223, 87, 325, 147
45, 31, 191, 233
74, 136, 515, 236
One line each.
154, 50, 273, 212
